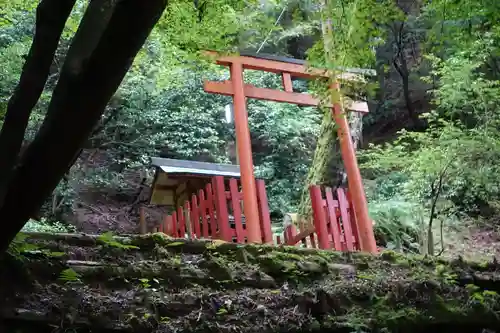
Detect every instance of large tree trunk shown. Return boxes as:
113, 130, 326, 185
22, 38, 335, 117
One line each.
296, 1, 363, 223
0, 0, 77, 205
49, 0, 118, 172
0, 0, 168, 255
297, 110, 342, 220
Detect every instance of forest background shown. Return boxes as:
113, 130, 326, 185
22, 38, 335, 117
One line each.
1, 0, 499, 259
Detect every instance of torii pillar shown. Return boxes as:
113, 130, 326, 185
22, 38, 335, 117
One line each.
203, 52, 377, 252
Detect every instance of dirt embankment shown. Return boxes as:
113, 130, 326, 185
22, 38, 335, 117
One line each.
1, 232, 500, 333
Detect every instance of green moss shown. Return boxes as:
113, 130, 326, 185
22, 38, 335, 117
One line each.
151, 232, 171, 246
233, 248, 255, 263
257, 253, 297, 275
478, 261, 490, 269
8, 232, 500, 333
380, 250, 403, 262
200, 254, 234, 281
268, 251, 303, 262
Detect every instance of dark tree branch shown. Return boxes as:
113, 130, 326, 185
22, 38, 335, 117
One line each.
0, 0, 168, 254
391, 21, 419, 127
0, 0, 77, 204
48, 0, 118, 177
427, 161, 451, 255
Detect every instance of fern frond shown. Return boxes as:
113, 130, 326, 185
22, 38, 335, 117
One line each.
59, 268, 81, 283
7, 233, 37, 261
97, 231, 139, 250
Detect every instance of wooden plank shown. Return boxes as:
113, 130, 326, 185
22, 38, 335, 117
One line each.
139, 206, 146, 234
346, 190, 361, 251
325, 188, 343, 251
309, 185, 330, 249
177, 206, 185, 237
283, 224, 297, 245
337, 188, 354, 251
164, 215, 172, 237
191, 194, 201, 238
184, 201, 193, 239
213, 176, 231, 242
206, 51, 327, 79
175, 182, 187, 195
229, 178, 245, 244
199, 189, 209, 238
299, 219, 316, 248
205, 80, 325, 107
150, 190, 175, 206
204, 80, 369, 112
225, 190, 243, 200
153, 185, 178, 191
171, 211, 178, 238
282, 72, 293, 92
206, 183, 217, 238
256, 179, 273, 244
285, 226, 315, 246
206, 51, 373, 81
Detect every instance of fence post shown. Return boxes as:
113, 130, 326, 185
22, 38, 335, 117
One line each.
184, 201, 194, 239
346, 190, 362, 251
229, 178, 245, 243
309, 185, 330, 249
177, 206, 185, 237
205, 183, 217, 238
199, 189, 209, 238
325, 188, 342, 251
337, 188, 355, 251
164, 215, 172, 236
213, 176, 231, 241
256, 179, 273, 244
139, 206, 147, 234
172, 211, 178, 238
284, 224, 297, 245
191, 194, 200, 238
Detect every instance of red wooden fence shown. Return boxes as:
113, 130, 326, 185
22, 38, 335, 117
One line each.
277, 185, 361, 251
144, 176, 273, 244
141, 180, 366, 252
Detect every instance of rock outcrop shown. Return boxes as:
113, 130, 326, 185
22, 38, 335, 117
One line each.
1, 232, 500, 333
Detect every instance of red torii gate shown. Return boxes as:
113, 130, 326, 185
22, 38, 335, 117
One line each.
203, 51, 377, 253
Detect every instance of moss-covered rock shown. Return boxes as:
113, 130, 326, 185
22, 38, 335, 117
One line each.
1, 232, 500, 333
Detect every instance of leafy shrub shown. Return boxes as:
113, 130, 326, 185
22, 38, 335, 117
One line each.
21, 218, 76, 233
369, 199, 424, 253
371, 172, 409, 201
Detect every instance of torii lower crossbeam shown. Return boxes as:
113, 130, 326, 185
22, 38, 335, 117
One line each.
203, 52, 377, 252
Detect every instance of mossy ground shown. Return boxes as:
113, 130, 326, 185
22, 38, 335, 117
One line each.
1, 232, 500, 333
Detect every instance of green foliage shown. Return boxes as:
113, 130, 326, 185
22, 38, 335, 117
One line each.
21, 218, 76, 233
6, 233, 37, 261
310, 0, 403, 69
140, 0, 277, 89
97, 231, 139, 250
0, 0, 289, 220
369, 199, 423, 252
59, 268, 82, 284
360, 9, 500, 252
364, 173, 424, 252
363, 42, 500, 214
2, 0, 500, 258
7, 229, 68, 261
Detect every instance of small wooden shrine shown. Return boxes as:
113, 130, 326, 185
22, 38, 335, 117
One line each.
148, 157, 241, 210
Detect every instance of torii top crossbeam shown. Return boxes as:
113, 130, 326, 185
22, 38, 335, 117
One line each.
203, 51, 377, 253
